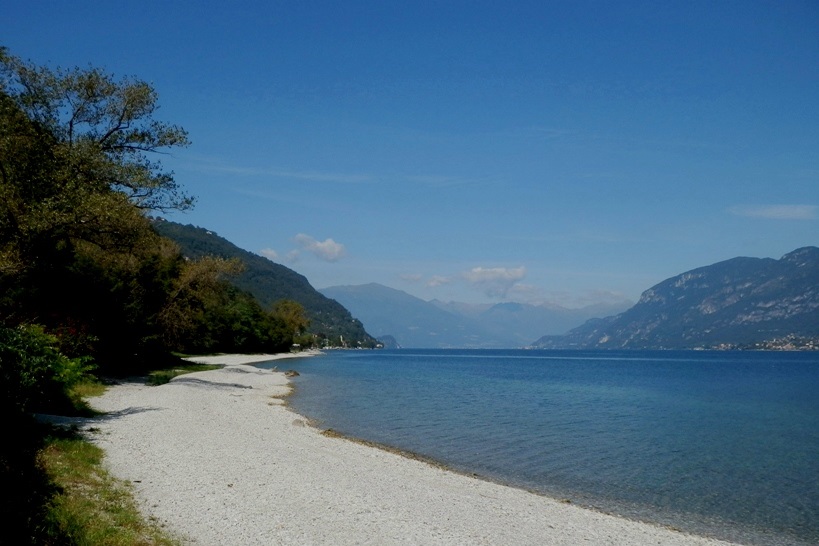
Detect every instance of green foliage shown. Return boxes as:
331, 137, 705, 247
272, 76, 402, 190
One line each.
156, 255, 243, 351
153, 220, 380, 348
154, 256, 293, 355
0, 49, 198, 372
1, 47, 350, 377
0, 325, 95, 417
0, 326, 99, 544
203, 288, 292, 353
272, 299, 310, 332
0, 47, 193, 213
69, 379, 106, 401
271, 299, 310, 347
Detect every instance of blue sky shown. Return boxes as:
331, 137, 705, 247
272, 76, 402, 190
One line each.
4, 1, 818, 307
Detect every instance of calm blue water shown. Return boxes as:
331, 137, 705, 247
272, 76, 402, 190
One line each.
260, 350, 819, 546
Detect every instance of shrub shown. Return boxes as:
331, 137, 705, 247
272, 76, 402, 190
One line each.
0, 325, 96, 417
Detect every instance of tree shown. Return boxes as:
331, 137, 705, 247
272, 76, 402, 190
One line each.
271, 300, 310, 347
0, 49, 193, 271
0, 49, 193, 367
157, 256, 244, 351
0, 48, 193, 212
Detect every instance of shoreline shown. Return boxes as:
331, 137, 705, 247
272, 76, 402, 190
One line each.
86, 354, 740, 545
183, 349, 324, 366
276, 362, 757, 546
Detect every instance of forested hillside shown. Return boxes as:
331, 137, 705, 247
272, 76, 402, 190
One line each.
154, 220, 377, 348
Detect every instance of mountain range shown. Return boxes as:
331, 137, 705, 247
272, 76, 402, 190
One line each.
533, 247, 819, 350
320, 283, 630, 348
154, 220, 818, 351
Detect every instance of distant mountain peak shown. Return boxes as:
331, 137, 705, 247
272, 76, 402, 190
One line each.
782, 246, 819, 266
321, 284, 630, 348
533, 247, 819, 350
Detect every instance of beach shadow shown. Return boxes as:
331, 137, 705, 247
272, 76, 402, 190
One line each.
93, 406, 163, 421
40, 406, 164, 429
169, 377, 253, 390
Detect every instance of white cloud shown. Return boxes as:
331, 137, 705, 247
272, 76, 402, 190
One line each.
728, 204, 817, 220
259, 248, 278, 261
506, 283, 544, 302
293, 234, 346, 262
427, 275, 452, 287
463, 266, 526, 283
462, 266, 527, 298
400, 273, 423, 283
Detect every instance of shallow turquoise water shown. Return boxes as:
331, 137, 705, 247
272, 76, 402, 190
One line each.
262, 350, 819, 546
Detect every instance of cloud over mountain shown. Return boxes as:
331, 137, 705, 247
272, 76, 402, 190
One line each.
259, 248, 278, 260
462, 266, 527, 298
294, 234, 346, 262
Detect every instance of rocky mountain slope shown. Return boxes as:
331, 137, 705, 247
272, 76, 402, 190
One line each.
533, 247, 819, 349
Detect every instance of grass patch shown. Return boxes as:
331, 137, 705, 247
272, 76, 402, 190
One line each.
147, 363, 220, 386
65, 380, 108, 417
71, 380, 107, 399
4, 362, 216, 543
39, 429, 179, 545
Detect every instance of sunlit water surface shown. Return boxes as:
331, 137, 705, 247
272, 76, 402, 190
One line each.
259, 350, 819, 546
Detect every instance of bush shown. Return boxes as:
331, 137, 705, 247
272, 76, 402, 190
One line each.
0, 325, 96, 417
0, 325, 96, 544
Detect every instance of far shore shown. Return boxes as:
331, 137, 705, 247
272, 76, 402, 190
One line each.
86, 354, 739, 545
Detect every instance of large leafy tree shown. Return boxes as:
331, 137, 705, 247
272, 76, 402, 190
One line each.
0, 48, 192, 208
0, 48, 192, 272
0, 49, 194, 366
157, 256, 244, 351
271, 299, 310, 346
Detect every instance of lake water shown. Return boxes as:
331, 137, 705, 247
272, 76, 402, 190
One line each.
259, 349, 819, 546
